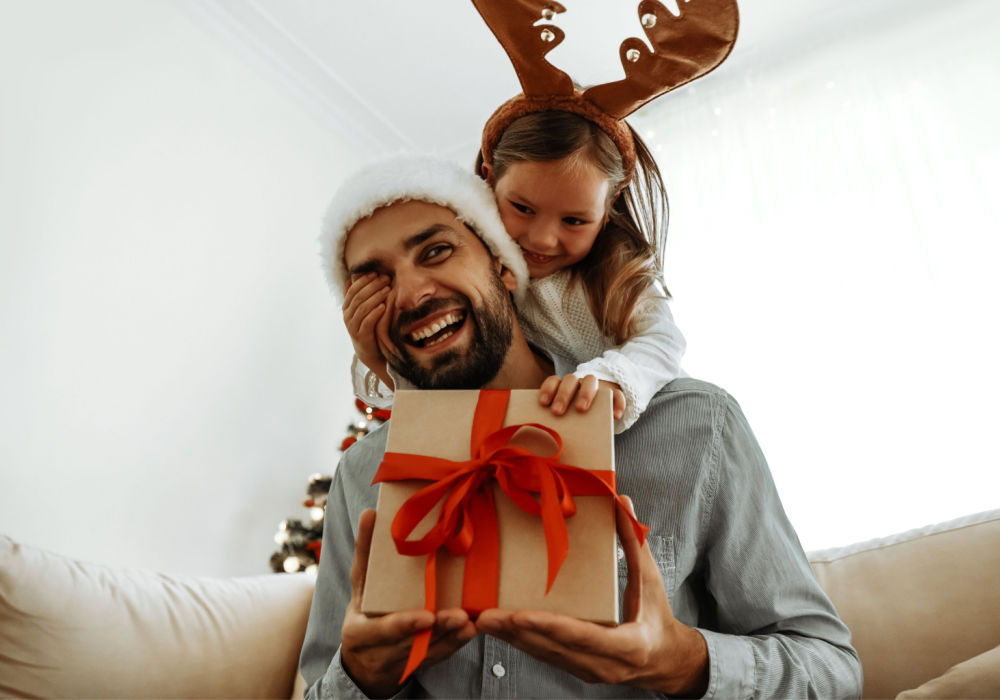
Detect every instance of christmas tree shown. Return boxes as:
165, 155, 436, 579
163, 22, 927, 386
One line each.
269, 399, 389, 573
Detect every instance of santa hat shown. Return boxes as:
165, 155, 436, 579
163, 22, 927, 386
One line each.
319, 153, 528, 304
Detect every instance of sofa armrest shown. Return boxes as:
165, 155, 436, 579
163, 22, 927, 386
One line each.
0, 535, 315, 699
808, 509, 1000, 699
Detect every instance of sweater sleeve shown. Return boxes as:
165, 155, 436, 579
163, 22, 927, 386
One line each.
351, 355, 395, 410
574, 293, 686, 433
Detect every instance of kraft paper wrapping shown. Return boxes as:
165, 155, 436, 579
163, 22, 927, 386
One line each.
362, 388, 618, 623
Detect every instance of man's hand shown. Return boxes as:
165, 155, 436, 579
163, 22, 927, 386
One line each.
475, 498, 709, 696
538, 374, 626, 421
340, 510, 478, 698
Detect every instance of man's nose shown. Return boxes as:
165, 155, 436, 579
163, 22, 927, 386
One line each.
392, 265, 436, 310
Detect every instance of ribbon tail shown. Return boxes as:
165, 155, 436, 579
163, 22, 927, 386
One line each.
399, 549, 438, 684
537, 468, 570, 593
400, 629, 430, 685
616, 495, 650, 547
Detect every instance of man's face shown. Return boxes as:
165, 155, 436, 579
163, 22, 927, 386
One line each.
343, 200, 518, 390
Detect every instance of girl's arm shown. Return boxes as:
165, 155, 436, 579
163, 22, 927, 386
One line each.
572, 292, 686, 433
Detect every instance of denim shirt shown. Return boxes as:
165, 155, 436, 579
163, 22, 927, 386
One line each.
300, 379, 863, 699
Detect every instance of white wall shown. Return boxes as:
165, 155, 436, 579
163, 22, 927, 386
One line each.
3, 0, 996, 575
633, 0, 1000, 549
0, 0, 363, 575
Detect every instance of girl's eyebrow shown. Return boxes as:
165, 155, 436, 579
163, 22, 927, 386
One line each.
347, 223, 456, 276
506, 188, 599, 219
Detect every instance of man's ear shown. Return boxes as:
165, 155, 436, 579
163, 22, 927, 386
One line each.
496, 259, 518, 292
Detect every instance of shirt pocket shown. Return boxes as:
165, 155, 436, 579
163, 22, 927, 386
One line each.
616, 534, 676, 617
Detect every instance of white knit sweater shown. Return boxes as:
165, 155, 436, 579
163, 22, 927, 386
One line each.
516, 271, 686, 433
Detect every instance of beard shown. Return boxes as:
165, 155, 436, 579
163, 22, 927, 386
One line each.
387, 269, 514, 390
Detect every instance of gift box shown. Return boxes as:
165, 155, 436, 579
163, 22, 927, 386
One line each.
362, 388, 620, 624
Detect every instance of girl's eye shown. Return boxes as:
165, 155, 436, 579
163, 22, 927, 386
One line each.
422, 243, 453, 263
564, 217, 587, 226
511, 201, 533, 215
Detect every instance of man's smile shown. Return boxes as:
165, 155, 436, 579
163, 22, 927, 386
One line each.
405, 309, 468, 349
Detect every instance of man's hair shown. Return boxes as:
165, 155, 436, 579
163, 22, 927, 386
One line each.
319, 154, 529, 305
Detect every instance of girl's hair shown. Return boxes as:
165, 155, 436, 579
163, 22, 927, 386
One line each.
476, 111, 669, 344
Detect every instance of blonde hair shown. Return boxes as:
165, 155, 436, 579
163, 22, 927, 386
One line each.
476, 111, 669, 344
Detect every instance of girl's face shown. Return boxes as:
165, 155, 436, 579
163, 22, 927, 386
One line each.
488, 156, 610, 279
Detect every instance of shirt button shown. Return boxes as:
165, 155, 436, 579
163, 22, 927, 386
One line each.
617, 546, 625, 561
491, 663, 506, 678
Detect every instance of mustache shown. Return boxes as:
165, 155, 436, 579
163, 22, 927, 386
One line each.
392, 296, 468, 334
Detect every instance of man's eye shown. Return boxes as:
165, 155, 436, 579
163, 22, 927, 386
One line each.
423, 244, 453, 262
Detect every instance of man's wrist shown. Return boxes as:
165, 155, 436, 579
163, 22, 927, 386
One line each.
340, 650, 402, 699
661, 624, 710, 698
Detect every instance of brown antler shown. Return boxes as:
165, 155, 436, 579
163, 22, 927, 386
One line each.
583, 0, 739, 119
470, 0, 575, 98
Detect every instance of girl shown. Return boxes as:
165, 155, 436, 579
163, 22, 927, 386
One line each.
343, 110, 685, 433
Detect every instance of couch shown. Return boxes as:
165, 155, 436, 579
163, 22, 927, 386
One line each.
2, 508, 998, 699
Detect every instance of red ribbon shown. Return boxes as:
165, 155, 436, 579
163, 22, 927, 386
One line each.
371, 389, 649, 683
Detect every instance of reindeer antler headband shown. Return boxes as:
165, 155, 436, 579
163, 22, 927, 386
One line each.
476, 0, 740, 178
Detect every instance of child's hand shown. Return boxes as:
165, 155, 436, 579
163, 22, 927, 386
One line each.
342, 273, 392, 385
539, 374, 626, 421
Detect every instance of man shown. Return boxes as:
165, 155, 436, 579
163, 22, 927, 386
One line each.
301, 154, 862, 698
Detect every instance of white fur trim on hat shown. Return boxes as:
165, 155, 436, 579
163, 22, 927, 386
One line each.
319, 153, 528, 305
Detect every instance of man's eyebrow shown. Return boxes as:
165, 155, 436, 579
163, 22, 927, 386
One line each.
403, 223, 455, 251
347, 259, 380, 277
346, 223, 458, 277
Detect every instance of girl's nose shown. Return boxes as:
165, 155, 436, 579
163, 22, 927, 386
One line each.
526, 219, 559, 251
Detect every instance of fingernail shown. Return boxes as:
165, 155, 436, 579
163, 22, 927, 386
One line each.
552, 401, 564, 413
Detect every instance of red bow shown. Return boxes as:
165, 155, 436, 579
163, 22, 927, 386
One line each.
371, 390, 648, 683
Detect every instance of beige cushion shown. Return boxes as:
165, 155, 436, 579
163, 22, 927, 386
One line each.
896, 644, 1000, 699
809, 509, 1000, 699
0, 535, 315, 699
